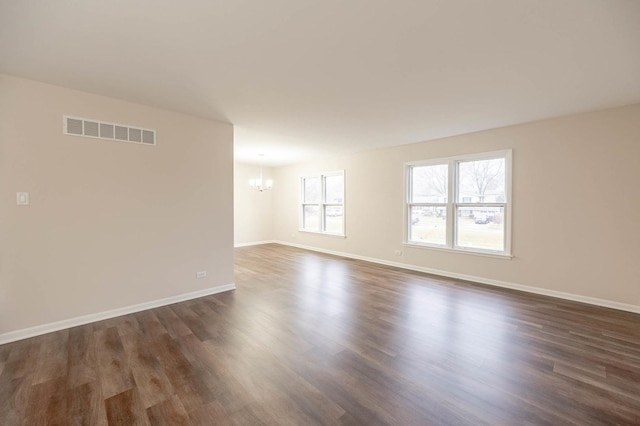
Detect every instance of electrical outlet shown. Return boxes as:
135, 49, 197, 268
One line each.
196, 271, 207, 279
17, 192, 29, 206
394, 250, 403, 256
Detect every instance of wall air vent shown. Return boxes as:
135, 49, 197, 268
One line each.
63, 116, 156, 146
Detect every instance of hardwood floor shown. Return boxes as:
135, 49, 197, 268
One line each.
1, 243, 640, 425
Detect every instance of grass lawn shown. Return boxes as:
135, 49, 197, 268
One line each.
411, 216, 503, 250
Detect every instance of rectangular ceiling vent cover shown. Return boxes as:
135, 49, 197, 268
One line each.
63, 116, 156, 146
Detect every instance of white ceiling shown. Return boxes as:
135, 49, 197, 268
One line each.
1, 1, 639, 166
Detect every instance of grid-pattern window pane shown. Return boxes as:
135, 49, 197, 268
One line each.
456, 206, 505, 251
409, 206, 446, 245
324, 175, 344, 204
300, 171, 345, 236
458, 158, 506, 203
406, 151, 511, 255
304, 178, 321, 203
408, 164, 448, 246
411, 164, 448, 203
324, 205, 343, 233
302, 205, 320, 232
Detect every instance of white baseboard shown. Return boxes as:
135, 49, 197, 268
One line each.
0, 283, 236, 345
274, 240, 640, 315
234, 240, 276, 248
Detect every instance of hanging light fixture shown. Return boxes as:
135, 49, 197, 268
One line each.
249, 154, 273, 192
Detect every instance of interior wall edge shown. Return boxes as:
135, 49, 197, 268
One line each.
274, 241, 640, 315
0, 283, 236, 345
234, 240, 277, 248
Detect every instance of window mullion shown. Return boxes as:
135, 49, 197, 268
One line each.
320, 175, 325, 233
446, 160, 456, 248
406, 167, 412, 242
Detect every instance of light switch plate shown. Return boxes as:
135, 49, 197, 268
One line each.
17, 192, 29, 206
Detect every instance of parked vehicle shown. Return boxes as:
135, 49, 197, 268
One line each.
474, 214, 492, 224
326, 207, 342, 217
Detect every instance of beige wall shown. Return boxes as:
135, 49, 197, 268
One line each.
272, 104, 640, 308
234, 162, 274, 245
0, 75, 234, 336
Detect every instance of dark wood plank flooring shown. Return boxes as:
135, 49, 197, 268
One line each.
1, 243, 640, 425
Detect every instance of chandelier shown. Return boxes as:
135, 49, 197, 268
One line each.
249, 154, 273, 192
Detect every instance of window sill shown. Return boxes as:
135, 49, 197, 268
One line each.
299, 230, 346, 239
403, 242, 512, 260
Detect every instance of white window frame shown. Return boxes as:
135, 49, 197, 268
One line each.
405, 150, 512, 258
299, 170, 345, 237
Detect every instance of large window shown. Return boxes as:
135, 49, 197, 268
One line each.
406, 150, 511, 256
300, 171, 345, 236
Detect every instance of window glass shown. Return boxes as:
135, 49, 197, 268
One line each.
409, 206, 446, 245
411, 164, 448, 203
324, 175, 344, 204
302, 205, 320, 231
457, 158, 505, 203
303, 178, 321, 203
456, 206, 505, 251
324, 206, 344, 233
